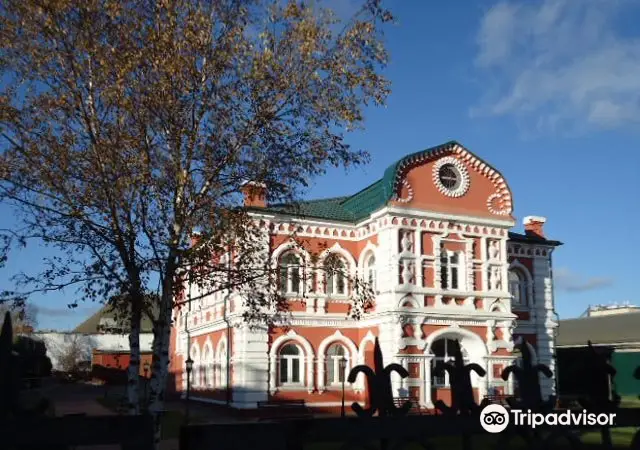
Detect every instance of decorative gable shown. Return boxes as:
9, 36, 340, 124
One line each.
391, 142, 514, 219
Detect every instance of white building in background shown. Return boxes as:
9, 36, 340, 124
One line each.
30, 305, 153, 371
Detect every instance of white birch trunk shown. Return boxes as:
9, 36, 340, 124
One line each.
148, 287, 174, 449
127, 305, 142, 415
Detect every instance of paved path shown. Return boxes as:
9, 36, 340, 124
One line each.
42, 380, 115, 417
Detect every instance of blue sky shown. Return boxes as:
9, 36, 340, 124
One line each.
2, 0, 639, 330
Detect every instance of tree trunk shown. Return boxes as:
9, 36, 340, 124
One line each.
127, 300, 142, 415
148, 284, 174, 448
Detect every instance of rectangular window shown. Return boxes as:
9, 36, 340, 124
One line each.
280, 359, 288, 383
441, 250, 463, 290
291, 359, 300, 383
451, 266, 459, 290
290, 268, 300, 293
431, 359, 446, 387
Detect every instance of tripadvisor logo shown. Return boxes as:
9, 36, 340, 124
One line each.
480, 404, 616, 433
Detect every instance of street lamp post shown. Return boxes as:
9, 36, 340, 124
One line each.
340, 357, 346, 418
185, 357, 194, 425
143, 361, 150, 410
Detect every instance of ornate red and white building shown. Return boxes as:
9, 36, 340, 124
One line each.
169, 141, 562, 411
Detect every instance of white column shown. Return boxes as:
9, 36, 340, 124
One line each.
423, 355, 434, 408
317, 356, 326, 393
532, 251, 556, 399
500, 237, 509, 298
414, 229, 423, 287
306, 356, 315, 393
480, 236, 488, 296
306, 297, 315, 314
401, 358, 409, 392
269, 355, 277, 394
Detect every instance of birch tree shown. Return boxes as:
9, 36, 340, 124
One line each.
0, 0, 393, 443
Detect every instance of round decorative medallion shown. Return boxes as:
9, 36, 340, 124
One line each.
487, 193, 511, 215
432, 156, 470, 197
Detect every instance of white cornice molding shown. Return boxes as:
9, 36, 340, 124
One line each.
382, 207, 515, 227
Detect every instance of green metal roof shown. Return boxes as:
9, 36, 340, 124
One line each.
557, 312, 640, 347
257, 141, 461, 223
73, 304, 154, 334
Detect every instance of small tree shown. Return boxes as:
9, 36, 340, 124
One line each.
0, 0, 393, 443
49, 334, 92, 373
0, 303, 38, 333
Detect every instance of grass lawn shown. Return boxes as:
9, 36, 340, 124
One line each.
95, 396, 203, 440
619, 396, 640, 408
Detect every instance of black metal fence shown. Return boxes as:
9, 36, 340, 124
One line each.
179, 339, 640, 450
180, 410, 640, 450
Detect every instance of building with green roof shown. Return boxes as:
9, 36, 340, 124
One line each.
172, 140, 563, 411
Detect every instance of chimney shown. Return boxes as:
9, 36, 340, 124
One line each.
240, 181, 267, 208
190, 231, 201, 247
523, 216, 546, 238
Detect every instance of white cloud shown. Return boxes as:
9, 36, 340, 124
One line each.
472, 0, 640, 132
554, 267, 613, 293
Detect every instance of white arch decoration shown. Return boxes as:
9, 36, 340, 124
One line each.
357, 241, 378, 270
488, 299, 508, 313
271, 240, 312, 265
201, 338, 215, 389
268, 330, 315, 394
318, 242, 357, 275
272, 241, 313, 293
316, 331, 359, 392
355, 330, 377, 391
216, 335, 229, 389
508, 259, 534, 306
424, 326, 488, 356
398, 294, 420, 309
423, 325, 489, 405
189, 341, 201, 388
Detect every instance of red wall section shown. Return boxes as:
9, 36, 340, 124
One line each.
390, 153, 511, 219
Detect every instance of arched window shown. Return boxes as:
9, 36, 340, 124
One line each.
430, 338, 467, 387
218, 341, 228, 388
279, 252, 303, 294
279, 343, 303, 385
202, 346, 211, 388
440, 250, 463, 290
366, 254, 376, 291
509, 270, 527, 306
189, 344, 200, 388
326, 344, 349, 385
325, 254, 347, 296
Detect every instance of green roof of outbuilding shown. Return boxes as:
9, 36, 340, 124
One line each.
255, 141, 461, 223
557, 312, 640, 347
73, 304, 154, 334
